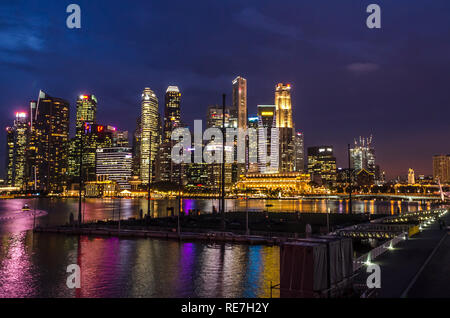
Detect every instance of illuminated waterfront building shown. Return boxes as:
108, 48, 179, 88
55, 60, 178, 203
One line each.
275, 83, 295, 173
408, 168, 415, 185
6, 112, 29, 189
27, 91, 70, 193
246, 116, 259, 173
84, 175, 119, 197
294, 132, 304, 172
96, 147, 132, 189
140, 88, 159, 184
307, 146, 337, 186
236, 172, 311, 195
433, 154, 450, 183
257, 105, 278, 174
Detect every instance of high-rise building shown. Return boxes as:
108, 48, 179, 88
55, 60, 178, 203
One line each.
206, 105, 238, 129
205, 105, 237, 189
408, 168, 415, 185
163, 86, 181, 142
247, 116, 259, 173
232, 77, 247, 179
275, 83, 294, 173
27, 90, 70, 193
307, 146, 337, 186
257, 105, 278, 174
433, 155, 450, 184
275, 83, 293, 128
140, 88, 159, 184
232, 76, 247, 130
132, 116, 141, 177
96, 147, 132, 189
157, 86, 182, 184
350, 136, 376, 175
68, 95, 98, 183
111, 128, 129, 147
6, 112, 29, 189
294, 132, 304, 172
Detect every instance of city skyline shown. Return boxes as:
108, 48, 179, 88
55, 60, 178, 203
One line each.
1, 1, 450, 179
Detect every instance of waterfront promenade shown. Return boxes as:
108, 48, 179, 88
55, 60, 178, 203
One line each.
372, 208, 450, 297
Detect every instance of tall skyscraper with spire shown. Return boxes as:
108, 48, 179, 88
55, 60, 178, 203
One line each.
275, 83, 294, 172
140, 88, 159, 184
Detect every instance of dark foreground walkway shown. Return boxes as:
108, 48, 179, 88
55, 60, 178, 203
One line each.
373, 209, 450, 298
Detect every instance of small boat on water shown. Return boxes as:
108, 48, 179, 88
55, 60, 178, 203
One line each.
22, 204, 31, 211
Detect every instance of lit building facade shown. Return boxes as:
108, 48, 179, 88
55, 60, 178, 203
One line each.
257, 105, 278, 174
433, 154, 450, 184
236, 172, 311, 195
307, 146, 337, 186
158, 86, 182, 184
232, 76, 247, 130
27, 91, 70, 193
96, 147, 132, 189
205, 105, 237, 189
232, 76, 247, 179
132, 116, 141, 177
246, 116, 259, 173
6, 112, 29, 189
294, 132, 304, 172
68, 94, 98, 182
275, 83, 295, 173
140, 88, 159, 184
408, 168, 415, 185
350, 136, 376, 174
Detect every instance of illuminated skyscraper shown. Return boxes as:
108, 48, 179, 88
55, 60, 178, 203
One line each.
140, 88, 159, 184
27, 90, 70, 193
232, 76, 247, 130
275, 83, 293, 128
307, 146, 337, 186
257, 105, 278, 174
350, 136, 376, 175
157, 86, 182, 184
68, 95, 98, 182
408, 168, 415, 185
433, 155, 450, 183
163, 86, 181, 142
275, 83, 295, 172
247, 116, 259, 173
232, 77, 247, 179
294, 132, 304, 172
6, 112, 29, 189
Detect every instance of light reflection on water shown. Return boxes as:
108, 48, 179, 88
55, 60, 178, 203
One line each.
0, 198, 427, 297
